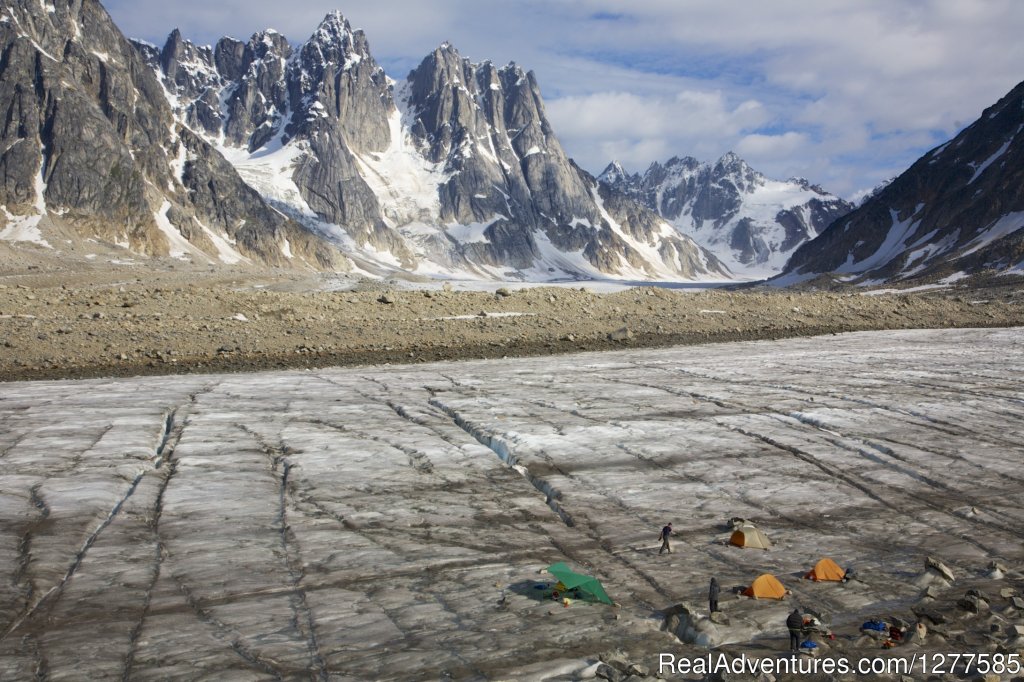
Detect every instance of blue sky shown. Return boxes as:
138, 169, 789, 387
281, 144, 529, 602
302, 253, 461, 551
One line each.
105, 0, 1024, 199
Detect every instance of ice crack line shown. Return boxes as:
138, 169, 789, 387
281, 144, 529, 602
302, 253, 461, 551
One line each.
172, 573, 287, 680
238, 425, 328, 681
2, 470, 147, 641
428, 397, 575, 527
11, 484, 50, 621
122, 458, 177, 682
725, 423, 1007, 556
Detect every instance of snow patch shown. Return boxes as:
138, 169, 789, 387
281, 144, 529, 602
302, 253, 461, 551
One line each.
959, 211, 1024, 257
196, 219, 249, 265
445, 215, 504, 244
838, 209, 920, 274
0, 166, 50, 248
153, 201, 200, 260
967, 138, 1012, 185
352, 95, 449, 229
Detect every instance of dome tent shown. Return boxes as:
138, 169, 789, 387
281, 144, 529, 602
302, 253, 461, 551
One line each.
742, 573, 787, 600
804, 557, 845, 582
729, 525, 771, 550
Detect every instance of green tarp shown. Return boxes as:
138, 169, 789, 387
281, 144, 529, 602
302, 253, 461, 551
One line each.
546, 562, 613, 605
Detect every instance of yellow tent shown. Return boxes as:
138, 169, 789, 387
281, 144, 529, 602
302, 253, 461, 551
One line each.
743, 573, 787, 599
729, 525, 771, 550
804, 557, 845, 582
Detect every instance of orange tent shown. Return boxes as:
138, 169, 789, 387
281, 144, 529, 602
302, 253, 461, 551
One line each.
804, 557, 845, 582
729, 526, 771, 550
742, 573, 787, 600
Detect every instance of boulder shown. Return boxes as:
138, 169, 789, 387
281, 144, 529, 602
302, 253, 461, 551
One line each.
890, 616, 911, 630
595, 663, 622, 682
598, 652, 630, 673
626, 663, 649, 677
608, 327, 633, 342
663, 603, 722, 647
925, 556, 956, 582
912, 608, 946, 625
965, 588, 989, 602
958, 594, 987, 614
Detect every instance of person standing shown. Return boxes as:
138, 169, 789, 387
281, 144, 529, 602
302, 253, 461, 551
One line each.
658, 523, 673, 554
709, 577, 720, 613
786, 608, 804, 652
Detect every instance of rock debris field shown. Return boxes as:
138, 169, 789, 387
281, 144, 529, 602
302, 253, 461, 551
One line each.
1, 327, 1024, 680
1, 261, 1024, 382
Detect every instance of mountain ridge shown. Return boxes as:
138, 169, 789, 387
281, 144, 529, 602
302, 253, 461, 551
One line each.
121, 10, 733, 281
599, 152, 854, 279
0, 0, 339, 269
779, 78, 1024, 285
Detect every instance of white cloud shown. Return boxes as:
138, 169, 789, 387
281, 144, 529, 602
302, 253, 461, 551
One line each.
735, 132, 808, 159
545, 90, 770, 172
104, 0, 1024, 198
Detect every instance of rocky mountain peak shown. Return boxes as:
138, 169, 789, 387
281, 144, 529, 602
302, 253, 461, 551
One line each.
599, 161, 632, 186
248, 29, 291, 60
303, 11, 369, 68
311, 11, 353, 41
0, 0, 334, 268
712, 151, 761, 189
156, 28, 217, 101
664, 156, 702, 170
284, 13, 391, 154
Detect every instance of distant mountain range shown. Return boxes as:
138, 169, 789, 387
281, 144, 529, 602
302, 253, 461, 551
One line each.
1, 1, 1021, 285
600, 153, 853, 279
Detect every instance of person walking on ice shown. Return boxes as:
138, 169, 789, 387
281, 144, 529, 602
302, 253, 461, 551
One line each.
659, 522, 673, 554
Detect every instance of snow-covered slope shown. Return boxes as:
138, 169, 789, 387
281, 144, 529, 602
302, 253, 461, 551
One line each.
781, 78, 1024, 285
131, 14, 729, 282
601, 153, 853, 279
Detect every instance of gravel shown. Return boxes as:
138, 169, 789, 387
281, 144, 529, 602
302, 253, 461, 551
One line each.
1, 259, 1023, 382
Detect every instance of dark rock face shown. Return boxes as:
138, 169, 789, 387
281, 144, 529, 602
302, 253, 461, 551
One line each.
397, 45, 727, 277
0, 0, 320, 267
0, 0, 166, 249
282, 14, 412, 264
143, 18, 727, 279
601, 154, 853, 277
782, 79, 1024, 283
3, 3, 725, 280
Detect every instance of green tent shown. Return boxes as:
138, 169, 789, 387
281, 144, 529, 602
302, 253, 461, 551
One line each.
546, 562, 614, 605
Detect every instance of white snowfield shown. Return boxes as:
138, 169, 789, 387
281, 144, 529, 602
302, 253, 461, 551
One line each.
1, 328, 1023, 679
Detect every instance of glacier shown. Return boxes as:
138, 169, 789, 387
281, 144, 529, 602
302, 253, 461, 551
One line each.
1, 327, 1023, 679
